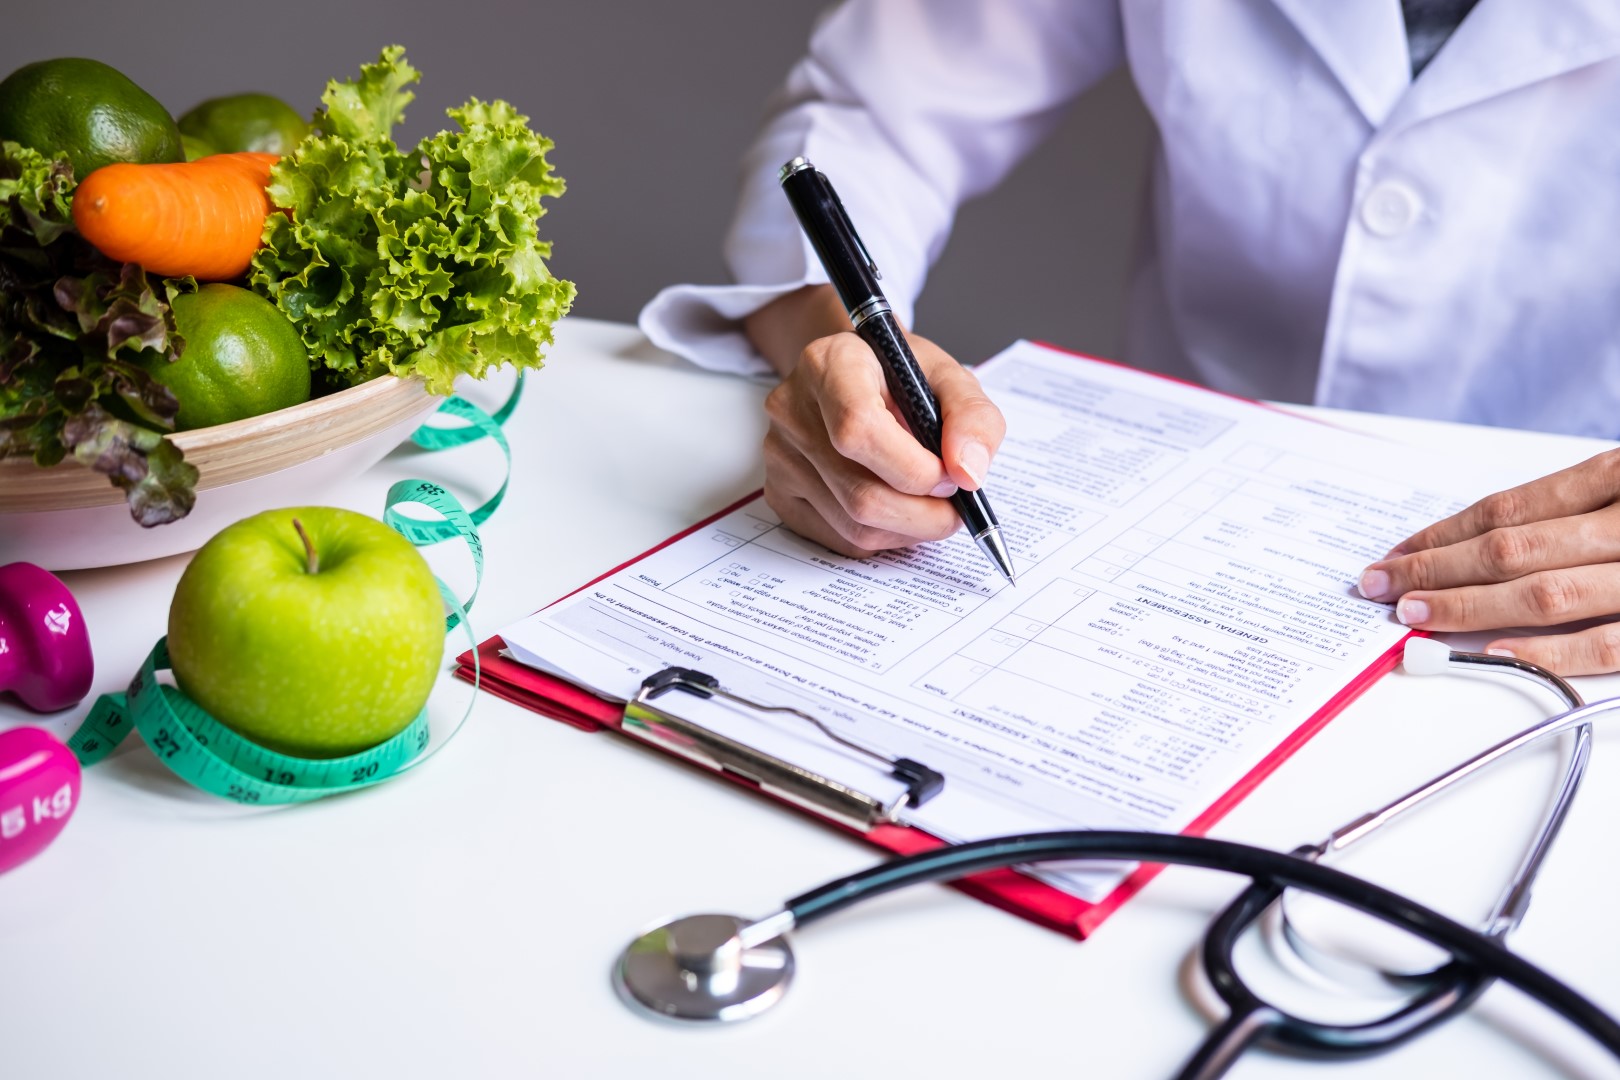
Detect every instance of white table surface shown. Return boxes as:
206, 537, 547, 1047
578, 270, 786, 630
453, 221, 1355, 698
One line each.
4, 318, 1619, 1079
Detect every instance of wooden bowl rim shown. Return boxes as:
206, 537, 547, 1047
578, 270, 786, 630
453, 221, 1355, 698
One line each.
0, 374, 438, 511
169, 372, 428, 454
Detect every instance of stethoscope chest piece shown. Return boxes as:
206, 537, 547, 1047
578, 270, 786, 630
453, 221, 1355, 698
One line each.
613, 913, 795, 1023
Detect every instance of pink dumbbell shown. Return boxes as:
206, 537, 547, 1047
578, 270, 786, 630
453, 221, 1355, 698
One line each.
0, 562, 94, 713
0, 726, 80, 875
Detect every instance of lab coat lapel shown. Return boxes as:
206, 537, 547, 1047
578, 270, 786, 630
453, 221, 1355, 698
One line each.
1381, 0, 1620, 136
1268, 0, 1410, 127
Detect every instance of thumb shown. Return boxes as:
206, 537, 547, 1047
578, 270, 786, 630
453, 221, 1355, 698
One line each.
912, 338, 1006, 491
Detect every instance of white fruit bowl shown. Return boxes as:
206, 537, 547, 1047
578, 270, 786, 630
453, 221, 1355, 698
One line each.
0, 374, 441, 571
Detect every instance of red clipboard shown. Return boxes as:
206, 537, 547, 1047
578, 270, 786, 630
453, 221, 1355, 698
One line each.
454, 342, 1410, 939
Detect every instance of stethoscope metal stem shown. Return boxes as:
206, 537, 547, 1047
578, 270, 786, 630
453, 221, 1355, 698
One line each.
1277, 645, 1595, 989
1329, 652, 1583, 851
1441, 653, 1590, 936
737, 909, 795, 950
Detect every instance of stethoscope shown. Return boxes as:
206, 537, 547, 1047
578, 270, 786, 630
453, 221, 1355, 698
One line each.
613, 638, 1619, 1078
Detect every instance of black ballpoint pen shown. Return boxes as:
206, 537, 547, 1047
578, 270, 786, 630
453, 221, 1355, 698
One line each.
777, 156, 1016, 586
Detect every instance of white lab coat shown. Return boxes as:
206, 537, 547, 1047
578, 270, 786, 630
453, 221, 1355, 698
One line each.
638, 0, 1620, 437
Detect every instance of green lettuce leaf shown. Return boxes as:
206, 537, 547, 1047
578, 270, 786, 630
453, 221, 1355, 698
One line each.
252, 48, 575, 397
311, 44, 421, 144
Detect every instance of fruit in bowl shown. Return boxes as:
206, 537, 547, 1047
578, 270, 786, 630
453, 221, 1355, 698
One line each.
0, 47, 575, 566
177, 92, 308, 158
138, 283, 310, 431
0, 57, 183, 177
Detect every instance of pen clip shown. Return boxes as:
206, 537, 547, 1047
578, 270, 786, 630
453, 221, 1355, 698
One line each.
821, 171, 882, 281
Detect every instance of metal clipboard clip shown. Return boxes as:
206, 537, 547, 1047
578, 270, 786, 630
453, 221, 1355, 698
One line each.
622, 667, 944, 833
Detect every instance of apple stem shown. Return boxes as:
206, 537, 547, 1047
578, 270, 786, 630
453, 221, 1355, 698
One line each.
292, 517, 319, 575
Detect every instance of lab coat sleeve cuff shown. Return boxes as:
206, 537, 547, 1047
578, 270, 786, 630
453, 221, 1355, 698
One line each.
636, 282, 798, 379
638, 273, 924, 379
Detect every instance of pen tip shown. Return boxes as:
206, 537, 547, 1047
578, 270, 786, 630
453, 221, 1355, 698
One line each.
972, 527, 1016, 589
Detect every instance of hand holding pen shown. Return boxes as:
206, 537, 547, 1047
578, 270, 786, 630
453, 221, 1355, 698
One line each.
748, 158, 1015, 583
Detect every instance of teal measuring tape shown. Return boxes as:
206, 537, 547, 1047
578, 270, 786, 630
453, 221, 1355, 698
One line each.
72, 636, 440, 804
67, 378, 519, 803
388, 477, 482, 633
389, 373, 520, 542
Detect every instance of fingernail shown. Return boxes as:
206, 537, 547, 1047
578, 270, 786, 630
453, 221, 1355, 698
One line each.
1384, 544, 1409, 559
1396, 597, 1430, 626
929, 480, 959, 498
1357, 568, 1390, 600
1487, 647, 1517, 658
959, 442, 989, 488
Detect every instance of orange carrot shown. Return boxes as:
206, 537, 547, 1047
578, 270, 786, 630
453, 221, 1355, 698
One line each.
72, 152, 279, 281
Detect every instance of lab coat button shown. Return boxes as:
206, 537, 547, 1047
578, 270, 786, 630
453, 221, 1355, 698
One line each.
1361, 181, 1420, 237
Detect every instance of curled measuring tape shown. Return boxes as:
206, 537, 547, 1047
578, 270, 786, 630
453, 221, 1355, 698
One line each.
67, 379, 520, 803
391, 372, 521, 542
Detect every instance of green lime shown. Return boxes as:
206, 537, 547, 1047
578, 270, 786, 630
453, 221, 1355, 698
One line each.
0, 58, 183, 179
144, 283, 312, 430
180, 133, 217, 161
177, 93, 307, 156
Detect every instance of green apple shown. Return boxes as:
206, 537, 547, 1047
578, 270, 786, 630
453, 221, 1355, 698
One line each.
167, 507, 445, 758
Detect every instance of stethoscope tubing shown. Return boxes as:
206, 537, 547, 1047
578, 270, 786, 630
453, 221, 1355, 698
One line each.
1187, 874, 1490, 1079
783, 829, 1620, 1059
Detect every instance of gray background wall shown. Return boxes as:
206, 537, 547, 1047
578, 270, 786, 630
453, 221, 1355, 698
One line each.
2, 1, 1153, 366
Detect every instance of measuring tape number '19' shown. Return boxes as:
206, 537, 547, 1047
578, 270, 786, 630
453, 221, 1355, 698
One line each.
65, 379, 519, 803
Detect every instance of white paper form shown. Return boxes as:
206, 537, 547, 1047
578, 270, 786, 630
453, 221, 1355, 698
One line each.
501, 341, 1510, 901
